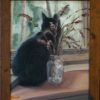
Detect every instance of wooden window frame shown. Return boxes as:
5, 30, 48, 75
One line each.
0, 0, 100, 100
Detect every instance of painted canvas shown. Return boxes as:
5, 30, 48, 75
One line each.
11, 1, 90, 100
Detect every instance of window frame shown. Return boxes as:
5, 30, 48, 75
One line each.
0, 0, 100, 100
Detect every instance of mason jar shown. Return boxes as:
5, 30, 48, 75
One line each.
47, 55, 64, 85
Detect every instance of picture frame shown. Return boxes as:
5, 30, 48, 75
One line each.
0, 0, 100, 100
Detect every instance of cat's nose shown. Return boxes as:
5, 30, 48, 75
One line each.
50, 22, 55, 27
49, 22, 57, 31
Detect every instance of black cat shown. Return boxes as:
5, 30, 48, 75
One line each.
12, 13, 61, 87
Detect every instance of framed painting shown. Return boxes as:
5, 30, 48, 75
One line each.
0, 0, 100, 100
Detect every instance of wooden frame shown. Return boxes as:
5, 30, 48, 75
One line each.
0, 0, 100, 100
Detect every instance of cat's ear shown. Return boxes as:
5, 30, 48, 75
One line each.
53, 14, 59, 21
42, 13, 47, 21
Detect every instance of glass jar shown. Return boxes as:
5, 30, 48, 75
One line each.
47, 55, 64, 85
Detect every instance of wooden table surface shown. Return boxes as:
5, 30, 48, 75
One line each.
11, 70, 89, 100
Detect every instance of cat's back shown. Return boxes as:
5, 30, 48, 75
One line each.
17, 34, 42, 52
15, 33, 49, 59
